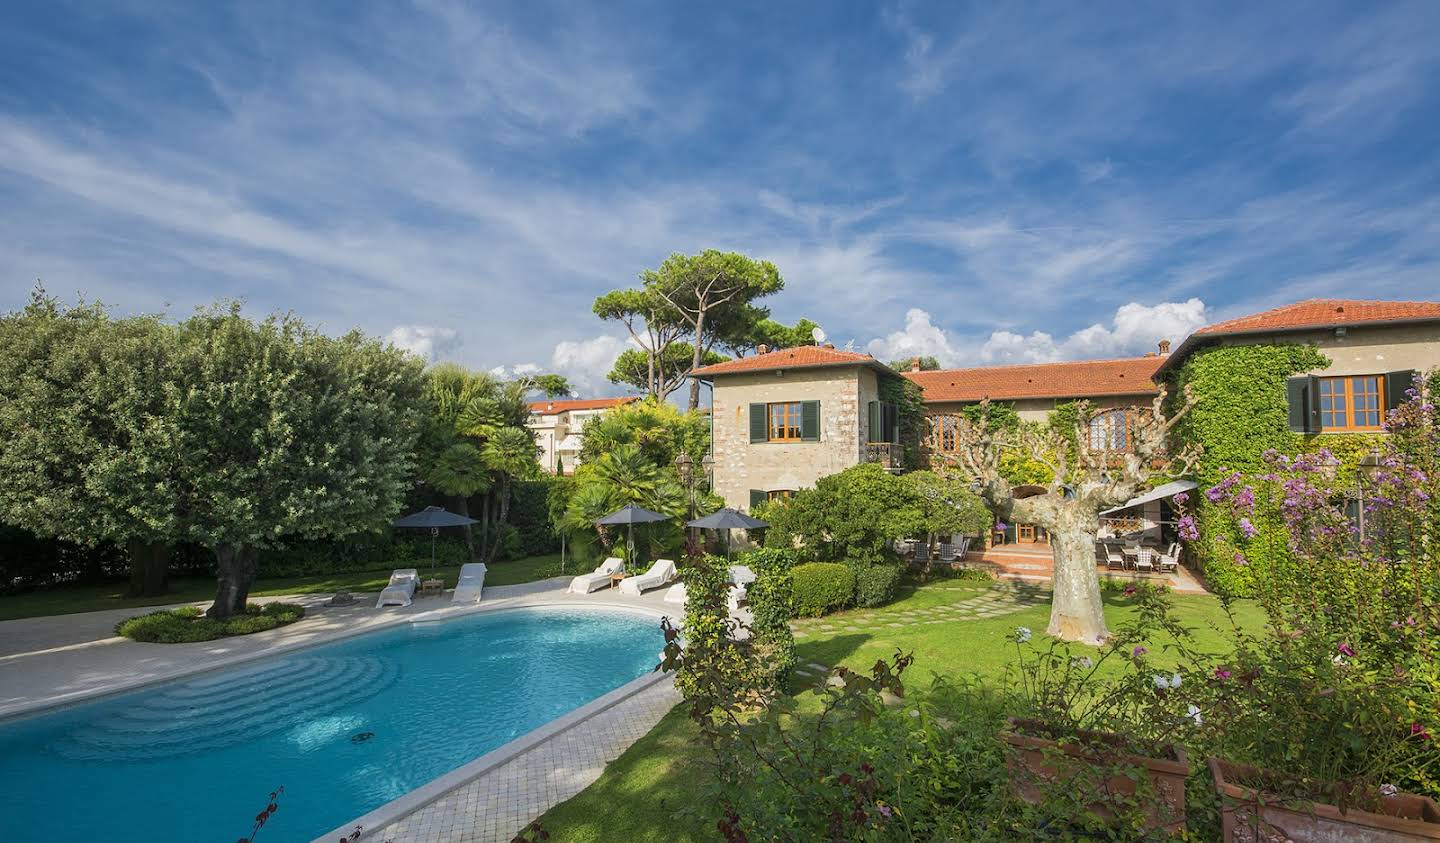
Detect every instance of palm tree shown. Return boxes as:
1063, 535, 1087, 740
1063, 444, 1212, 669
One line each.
482, 426, 540, 561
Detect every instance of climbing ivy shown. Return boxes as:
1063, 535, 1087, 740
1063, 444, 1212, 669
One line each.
880, 374, 927, 470
1166, 343, 1330, 595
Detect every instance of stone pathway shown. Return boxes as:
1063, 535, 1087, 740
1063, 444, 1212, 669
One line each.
788, 583, 1048, 641
374, 677, 682, 843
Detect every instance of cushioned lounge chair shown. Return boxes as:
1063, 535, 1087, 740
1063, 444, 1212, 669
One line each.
375, 569, 419, 608
567, 557, 624, 594
619, 558, 677, 595
451, 562, 487, 604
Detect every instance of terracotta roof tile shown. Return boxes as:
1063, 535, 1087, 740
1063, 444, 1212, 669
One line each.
690, 345, 890, 377
528, 397, 637, 413
1195, 299, 1440, 336
1156, 298, 1440, 376
903, 357, 1163, 403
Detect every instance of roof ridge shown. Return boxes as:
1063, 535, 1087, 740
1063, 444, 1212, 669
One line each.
910, 355, 1160, 374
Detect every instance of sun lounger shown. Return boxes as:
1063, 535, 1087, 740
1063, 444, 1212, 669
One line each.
567, 557, 625, 594
663, 582, 687, 604
619, 558, 677, 595
375, 569, 419, 608
450, 562, 488, 604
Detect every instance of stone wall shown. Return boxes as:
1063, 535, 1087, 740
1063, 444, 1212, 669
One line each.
710, 366, 878, 510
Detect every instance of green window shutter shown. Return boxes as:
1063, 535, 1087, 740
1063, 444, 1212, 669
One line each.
885, 402, 900, 443
1308, 375, 1323, 433
867, 401, 879, 443
749, 489, 766, 509
749, 403, 768, 443
801, 400, 820, 441
1286, 376, 1313, 433
1385, 370, 1418, 411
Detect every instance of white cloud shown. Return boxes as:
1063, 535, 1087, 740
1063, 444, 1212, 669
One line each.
386, 325, 461, 362
867, 299, 1208, 368
549, 334, 631, 395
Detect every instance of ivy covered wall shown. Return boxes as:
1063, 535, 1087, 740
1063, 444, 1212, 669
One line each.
1168, 342, 1330, 595
880, 374, 928, 471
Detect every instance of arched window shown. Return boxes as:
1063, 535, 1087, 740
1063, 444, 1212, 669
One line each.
1088, 409, 1128, 451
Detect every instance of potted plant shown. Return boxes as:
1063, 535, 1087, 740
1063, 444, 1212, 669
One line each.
1209, 757, 1440, 842
1002, 716, 1190, 833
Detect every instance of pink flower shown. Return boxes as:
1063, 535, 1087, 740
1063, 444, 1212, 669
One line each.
1214, 667, 1232, 681
1337, 642, 1356, 658
1132, 645, 1148, 657
1412, 723, 1432, 741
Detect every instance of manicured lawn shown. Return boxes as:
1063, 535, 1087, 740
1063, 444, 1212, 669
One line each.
536, 577, 1262, 842
0, 553, 565, 621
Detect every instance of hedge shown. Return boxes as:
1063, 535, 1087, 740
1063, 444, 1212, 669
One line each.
852, 563, 902, 608
116, 603, 305, 643
791, 562, 854, 617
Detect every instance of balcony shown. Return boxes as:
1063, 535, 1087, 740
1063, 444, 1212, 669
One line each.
863, 442, 904, 472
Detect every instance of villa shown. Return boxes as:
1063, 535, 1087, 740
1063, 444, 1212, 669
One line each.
527, 397, 636, 475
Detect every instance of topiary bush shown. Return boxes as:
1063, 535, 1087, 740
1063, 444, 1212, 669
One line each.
738, 548, 798, 689
852, 563, 902, 608
116, 602, 305, 643
790, 562, 854, 617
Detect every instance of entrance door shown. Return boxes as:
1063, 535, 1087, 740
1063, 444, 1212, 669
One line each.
1018, 524, 1036, 543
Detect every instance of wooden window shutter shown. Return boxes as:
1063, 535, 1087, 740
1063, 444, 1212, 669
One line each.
886, 403, 900, 443
1285, 377, 1312, 433
867, 401, 879, 443
749, 403, 767, 443
801, 400, 820, 441
749, 489, 766, 509
1385, 370, 1418, 411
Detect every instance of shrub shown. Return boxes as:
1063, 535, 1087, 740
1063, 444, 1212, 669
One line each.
790, 562, 854, 617
852, 563, 901, 608
116, 602, 305, 643
739, 548, 798, 688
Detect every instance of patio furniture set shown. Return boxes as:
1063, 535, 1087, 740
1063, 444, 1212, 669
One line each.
893, 537, 973, 564
1098, 540, 1182, 575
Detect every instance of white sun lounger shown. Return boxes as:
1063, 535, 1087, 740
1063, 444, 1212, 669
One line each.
663, 582, 687, 604
567, 557, 625, 594
619, 558, 677, 595
375, 569, 419, 608
450, 562, 488, 604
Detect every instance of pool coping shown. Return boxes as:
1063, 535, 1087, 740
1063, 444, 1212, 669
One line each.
312, 661, 673, 843
0, 594, 676, 724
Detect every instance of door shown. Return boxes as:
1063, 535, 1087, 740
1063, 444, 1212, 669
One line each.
1018, 524, 1036, 543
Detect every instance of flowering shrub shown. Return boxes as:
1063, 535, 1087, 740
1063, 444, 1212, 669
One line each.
1196, 377, 1440, 802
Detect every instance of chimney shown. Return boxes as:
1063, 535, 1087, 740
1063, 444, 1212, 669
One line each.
1157, 339, 1171, 356
756, 343, 769, 355
910, 357, 921, 372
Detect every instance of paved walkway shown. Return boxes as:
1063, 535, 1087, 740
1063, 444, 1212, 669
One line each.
789, 582, 1048, 640
374, 677, 681, 843
0, 577, 676, 719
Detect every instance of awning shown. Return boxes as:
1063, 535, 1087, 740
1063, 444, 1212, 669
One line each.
1101, 480, 1197, 516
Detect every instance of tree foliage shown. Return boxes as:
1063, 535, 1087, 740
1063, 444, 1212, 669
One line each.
888, 355, 941, 371
577, 397, 711, 469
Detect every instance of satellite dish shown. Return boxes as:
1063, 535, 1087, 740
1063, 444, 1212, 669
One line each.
843, 339, 855, 351
811, 326, 827, 345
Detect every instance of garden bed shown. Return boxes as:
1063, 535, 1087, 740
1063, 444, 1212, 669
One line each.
116, 603, 306, 643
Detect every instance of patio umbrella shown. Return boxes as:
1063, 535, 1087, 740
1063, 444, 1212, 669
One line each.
392, 506, 479, 572
688, 508, 769, 559
595, 504, 670, 569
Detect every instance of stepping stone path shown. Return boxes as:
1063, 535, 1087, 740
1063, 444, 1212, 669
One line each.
789, 584, 1048, 641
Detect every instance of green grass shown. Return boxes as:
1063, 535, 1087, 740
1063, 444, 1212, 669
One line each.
0, 553, 565, 621
535, 578, 1263, 842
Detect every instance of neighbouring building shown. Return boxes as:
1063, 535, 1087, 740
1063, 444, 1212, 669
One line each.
527, 397, 637, 475
689, 344, 906, 511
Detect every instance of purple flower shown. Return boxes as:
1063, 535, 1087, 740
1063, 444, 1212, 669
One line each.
1233, 551, 1248, 566
877, 804, 893, 819
1177, 515, 1199, 542
1132, 645, 1148, 657
1337, 642, 1356, 658
1238, 517, 1257, 539
1214, 667, 1232, 681
1171, 491, 1189, 505
1204, 486, 1225, 504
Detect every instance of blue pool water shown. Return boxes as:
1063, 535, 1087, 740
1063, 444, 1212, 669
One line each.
0, 607, 664, 842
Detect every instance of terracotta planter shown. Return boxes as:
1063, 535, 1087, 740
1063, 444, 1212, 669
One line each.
1209, 758, 1440, 842
1000, 717, 1189, 833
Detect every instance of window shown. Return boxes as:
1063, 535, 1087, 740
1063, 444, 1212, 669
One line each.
749, 400, 820, 443
1088, 409, 1128, 451
766, 489, 794, 501
867, 400, 900, 444
768, 402, 803, 441
1318, 376, 1384, 431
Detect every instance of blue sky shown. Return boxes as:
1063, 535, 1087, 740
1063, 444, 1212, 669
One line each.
3, 1, 1438, 393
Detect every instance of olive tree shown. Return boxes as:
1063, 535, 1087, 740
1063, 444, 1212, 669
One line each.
942, 391, 1199, 643
0, 291, 183, 595
171, 305, 425, 618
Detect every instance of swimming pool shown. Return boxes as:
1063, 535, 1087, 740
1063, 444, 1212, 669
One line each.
0, 606, 665, 842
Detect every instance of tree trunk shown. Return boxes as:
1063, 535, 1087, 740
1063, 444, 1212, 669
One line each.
207, 544, 258, 619
688, 309, 707, 410
1047, 520, 1110, 643
487, 478, 513, 563
452, 494, 476, 559
126, 539, 171, 597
